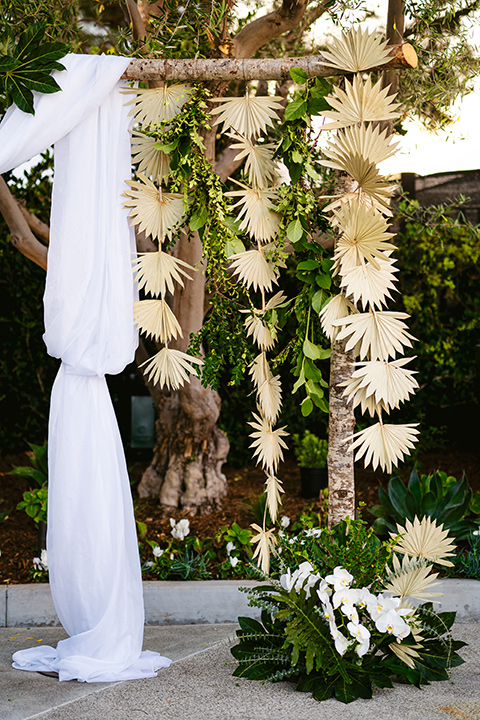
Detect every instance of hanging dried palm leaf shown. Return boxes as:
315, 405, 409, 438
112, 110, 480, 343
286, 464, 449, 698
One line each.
342, 357, 418, 415
322, 124, 399, 169
228, 133, 278, 188
226, 180, 280, 242
141, 346, 203, 391
333, 309, 415, 360
123, 174, 185, 243
133, 251, 195, 297
321, 26, 391, 73
332, 202, 396, 272
265, 475, 284, 523
349, 421, 419, 473
210, 94, 283, 139
133, 299, 183, 343
125, 84, 192, 124
248, 411, 288, 475
339, 254, 398, 310
229, 249, 279, 293
319, 293, 357, 341
321, 75, 401, 129
131, 131, 170, 182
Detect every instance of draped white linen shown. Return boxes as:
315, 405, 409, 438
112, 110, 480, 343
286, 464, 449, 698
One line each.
0, 54, 171, 682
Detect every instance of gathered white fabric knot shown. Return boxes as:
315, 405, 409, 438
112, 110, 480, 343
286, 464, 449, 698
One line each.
0, 54, 171, 682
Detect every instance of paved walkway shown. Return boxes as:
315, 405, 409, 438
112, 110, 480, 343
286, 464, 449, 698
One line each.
1, 622, 479, 720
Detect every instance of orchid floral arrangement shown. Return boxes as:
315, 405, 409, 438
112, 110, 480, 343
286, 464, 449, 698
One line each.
231, 515, 465, 704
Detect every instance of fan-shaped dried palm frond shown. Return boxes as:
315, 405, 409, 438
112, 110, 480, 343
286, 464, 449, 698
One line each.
244, 313, 276, 350
389, 639, 423, 669
257, 373, 283, 424
339, 255, 398, 310
251, 523, 277, 574
226, 181, 280, 242
321, 26, 391, 73
265, 475, 284, 523
342, 357, 418, 415
249, 352, 270, 390
333, 310, 416, 360
333, 202, 396, 272
349, 421, 419, 473
132, 251, 195, 297
131, 131, 170, 182
392, 517, 456, 567
210, 94, 283, 139
133, 299, 182, 344
323, 124, 399, 170
125, 84, 192, 124
319, 293, 357, 341
141, 346, 203, 390
229, 134, 278, 188
123, 175, 185, 243
249, 412, 288, 475
264, 290, 288, 311
384, 554, 441, 602
229, 249, 279, 293
321, 75, 401, 129
322, 158, 395, 215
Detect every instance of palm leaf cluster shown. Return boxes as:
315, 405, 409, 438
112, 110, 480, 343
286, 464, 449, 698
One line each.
318, 27, 419, 473
209, 92, 286, 572
123, 84, 203, 390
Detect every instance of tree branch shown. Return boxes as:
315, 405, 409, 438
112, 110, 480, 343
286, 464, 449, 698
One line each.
18, 203, 50, 245
232, 0, 309, 58
126, 0, 148, 42
124, 43, 417, 81
285, 2, 328, 47
0, 176, 48, 270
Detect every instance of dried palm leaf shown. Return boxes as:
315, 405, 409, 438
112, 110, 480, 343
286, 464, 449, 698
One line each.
132, 251, 195, 297
349, 421, 419, 473
322, 158, 395, 215
389, 639, 423, 669
229, 249, 279, 293
342, 357, 418, 416
141, 346, 203, 390
332, 202, 396, 272
131, 131, 170, 181
333, 310, 416, 360
249, 352, 270, 390
123, 175, 185, 243
210, 94, 283, 139
125, 84, 192, 124
264, 290, 288, 311
339, 254, 398, 310
392, 517, 456, 567
321, 75, 401, 129
249, 412, 288, 475
133, 299, 182, 344
257, 373, 283, 424
265, 475, 284, 523
384, 554, 441, 602
323, 125, 399, 169
229, 133, 278, 188
244, 313, 276, 350
319, 293, 357, 341
321, 26, 391, 73
251, 523, 277, 574
226, 180, 280, 242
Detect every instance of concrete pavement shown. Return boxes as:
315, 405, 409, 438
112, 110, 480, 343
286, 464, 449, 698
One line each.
1, 622, 479, 720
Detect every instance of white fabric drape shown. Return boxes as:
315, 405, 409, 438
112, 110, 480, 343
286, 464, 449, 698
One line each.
0, 54, 171, 682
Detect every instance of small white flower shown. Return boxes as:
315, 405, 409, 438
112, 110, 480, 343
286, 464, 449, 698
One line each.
347, 621, 371, 657
367, 592, 400, 621
356, 587, 376, 609
230, 556, 239, 568
375, 608, 411, 639
304, 527, 322, 538
144, 561, 154, 569
33, 550, 48, 572
153, 546, 164, 558
280, 515, 291, 529
226, 541, 235, 555
330, 626, 351, 656
332, 587, 358, 609
170, 518, 190, 541
280, 567, 294, 592
316, 579, 331, 604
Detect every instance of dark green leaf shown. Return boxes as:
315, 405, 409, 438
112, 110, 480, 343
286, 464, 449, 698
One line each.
316, 273, 331, 289
9, 82, 34, 114
284, 99, 307, 121
289, 67, 308, 84
388, 477, 411, 520
311, 289, 330, 314
297, 259, 319, 271
301, 397, 313, 417
420, 491, 436, 517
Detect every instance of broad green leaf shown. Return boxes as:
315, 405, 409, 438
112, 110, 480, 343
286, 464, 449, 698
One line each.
9, 82, 34, 114
289, 67, 308, 84
308, 97, 330, 115
420, 491, 436, 517
292, 363, 306, 394
316, 273, 331, 289
301, 397, 313, 417
311, 289, 330, 314
154, 140, 178, 154
15, 22, 46, 59
284, 99, 307, 121
388, 477, 411, 520
303, 338, 330, 360
189, 206, 208, 231
17, 73, 62, 94
287, 218, 303, 243
225, 237, 245, 257
297, 259, 319, 271
0, 56, 17, 72
303, 358, 324, 383
291, 150, 303, 164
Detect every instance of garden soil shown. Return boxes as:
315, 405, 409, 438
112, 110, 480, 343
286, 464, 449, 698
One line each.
1, 449, 480, 584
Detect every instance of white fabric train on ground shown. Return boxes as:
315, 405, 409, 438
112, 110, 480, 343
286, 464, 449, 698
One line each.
0, 54, 171, 682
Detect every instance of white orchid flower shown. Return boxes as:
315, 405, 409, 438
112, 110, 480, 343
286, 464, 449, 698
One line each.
367, 592, 400, 621
356, 587, 376, 609
340, 601, 359, 625
326, 566, 354, 591
316, 579, 331, 604
332, 587, 359, 609
330, 626, 351, 656
347, 621, 371, 657
375, 608, 411, 639
280, 568, 294, 592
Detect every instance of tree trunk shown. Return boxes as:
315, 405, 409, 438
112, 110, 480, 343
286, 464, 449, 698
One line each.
327, 171, 357, 529
137, 127, 230, 511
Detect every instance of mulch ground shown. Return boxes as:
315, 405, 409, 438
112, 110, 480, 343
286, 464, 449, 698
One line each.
1, 449, 480, 584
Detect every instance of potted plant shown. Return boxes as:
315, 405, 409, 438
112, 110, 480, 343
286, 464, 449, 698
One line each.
293, 431, 328, 498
